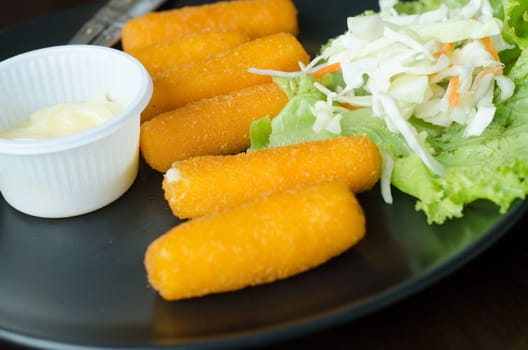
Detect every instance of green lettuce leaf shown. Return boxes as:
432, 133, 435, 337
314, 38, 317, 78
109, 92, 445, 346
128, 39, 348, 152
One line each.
393, 118, 528, 224
248, 116, 272, 151
502, 0, 528, 48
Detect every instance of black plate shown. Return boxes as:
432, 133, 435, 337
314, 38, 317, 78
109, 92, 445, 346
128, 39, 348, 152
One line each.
1, 1, 527, 349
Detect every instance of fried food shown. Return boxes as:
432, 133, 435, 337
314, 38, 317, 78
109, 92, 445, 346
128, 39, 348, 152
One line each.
130, 31, 250, 74
142, 32, 309, 122
163, 136, 381, 219
145, 182, 366, 301
140, 83, 288, 172
122, 0, 299, 52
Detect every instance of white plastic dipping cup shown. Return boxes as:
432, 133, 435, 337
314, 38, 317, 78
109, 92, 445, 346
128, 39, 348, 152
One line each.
0, 45, 153, 218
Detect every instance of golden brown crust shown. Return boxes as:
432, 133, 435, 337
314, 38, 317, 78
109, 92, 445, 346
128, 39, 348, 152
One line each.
163, 136, 381, 219
122, 0, 298, 52
140, 83, 288, 172
145, 182, 365, 300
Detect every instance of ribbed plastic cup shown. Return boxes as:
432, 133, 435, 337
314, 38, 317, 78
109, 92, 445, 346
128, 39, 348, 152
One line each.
0, 45, 153, 218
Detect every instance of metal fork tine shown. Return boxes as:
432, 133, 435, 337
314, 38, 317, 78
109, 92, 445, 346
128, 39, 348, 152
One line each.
90, 0, 167, 47
69, 0, 136, 45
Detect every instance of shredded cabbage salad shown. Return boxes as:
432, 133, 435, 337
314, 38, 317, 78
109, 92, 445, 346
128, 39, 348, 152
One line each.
248, 0, 528, 224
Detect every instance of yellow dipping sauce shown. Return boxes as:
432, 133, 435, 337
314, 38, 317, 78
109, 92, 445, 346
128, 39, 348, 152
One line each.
0, 94, 123, 140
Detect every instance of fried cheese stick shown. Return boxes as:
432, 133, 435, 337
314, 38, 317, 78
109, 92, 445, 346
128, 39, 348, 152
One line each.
140, 83, 288, 172
142, 32, 309, 122
130, 31, 250, 75
145, 182, 366, 301
122, 0, 299, 52
163, 136, 381, 219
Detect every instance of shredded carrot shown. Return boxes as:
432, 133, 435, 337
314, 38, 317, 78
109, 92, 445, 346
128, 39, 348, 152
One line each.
310, 62, 342, 78
434, 42, 454, 58
338, 102, 360, 110
481, 37, 500, 62
449, 75, 461, 107
481, 36, 503, 75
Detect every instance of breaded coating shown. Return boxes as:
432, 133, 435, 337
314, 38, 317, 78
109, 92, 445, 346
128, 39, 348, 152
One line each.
130, 31, 250, 74
142, 32, 309, 121
145, 182, 366, 301
163, 136, 381, 219
122, 0, 299, 52
140, 83, 288, 172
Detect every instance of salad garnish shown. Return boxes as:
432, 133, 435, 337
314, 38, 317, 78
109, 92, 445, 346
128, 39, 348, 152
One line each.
248, 0, 528, 224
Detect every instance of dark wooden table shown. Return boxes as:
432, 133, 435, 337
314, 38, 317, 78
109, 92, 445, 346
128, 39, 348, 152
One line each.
2, 1, 528, 350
